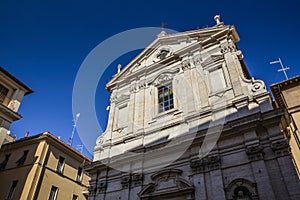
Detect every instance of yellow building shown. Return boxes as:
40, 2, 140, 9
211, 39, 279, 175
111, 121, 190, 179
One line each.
271, 76, 300, 176
0, 132, 92, 200
0, 66, 33, 148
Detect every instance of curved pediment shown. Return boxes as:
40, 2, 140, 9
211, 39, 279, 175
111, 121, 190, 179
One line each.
149, 71, 177, 86
139, 169, 194, 200
201, 54, 224, 68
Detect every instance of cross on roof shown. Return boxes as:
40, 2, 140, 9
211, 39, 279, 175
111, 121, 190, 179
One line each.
161, 22, 167, 29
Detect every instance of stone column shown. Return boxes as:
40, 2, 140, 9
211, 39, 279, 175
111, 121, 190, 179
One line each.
144, 86, 152, 128
181, 60, 196, 113
272, 141, 300, 199
121, 174, 130, 199
106, 90, 117, 133
245, 145, 276, 199
193, 59, 209, 109
192, 172, 207, 200
221, 40, 243, 97
129, 174, 143, 200
207, 155, 225, 199
209, 169, 226, 199
190, 155, 224, 199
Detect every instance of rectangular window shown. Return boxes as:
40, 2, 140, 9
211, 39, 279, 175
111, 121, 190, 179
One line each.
158, 83, 174, 113
48, 186, 58, 200
76, 167, 83, 182
56, 156, 65, 173
16, 150, 29, 166
72, 194, 79, 200
7, 180, 18, 199
0, 154, 10, 170
0, 83, 9, 104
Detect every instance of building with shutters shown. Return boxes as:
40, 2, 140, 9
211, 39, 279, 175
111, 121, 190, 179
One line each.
0, 132, 92, 200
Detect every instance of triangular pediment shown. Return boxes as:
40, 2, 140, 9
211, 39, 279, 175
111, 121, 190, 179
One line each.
106, 25, 239, 91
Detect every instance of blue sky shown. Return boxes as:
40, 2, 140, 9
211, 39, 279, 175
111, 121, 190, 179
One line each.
0, 0, 299, 158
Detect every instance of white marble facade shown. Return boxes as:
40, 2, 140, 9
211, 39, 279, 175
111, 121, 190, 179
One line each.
86, 17, 300, 200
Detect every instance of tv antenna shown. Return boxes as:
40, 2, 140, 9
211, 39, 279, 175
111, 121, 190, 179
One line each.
68, 113, 80, 146
270, 58, 290, 80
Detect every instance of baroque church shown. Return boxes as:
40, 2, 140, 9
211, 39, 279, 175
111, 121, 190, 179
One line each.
85, 16, 300, 199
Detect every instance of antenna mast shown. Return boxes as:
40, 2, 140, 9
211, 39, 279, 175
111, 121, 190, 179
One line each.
270, 58, 290, 80
68, 113, 80, 146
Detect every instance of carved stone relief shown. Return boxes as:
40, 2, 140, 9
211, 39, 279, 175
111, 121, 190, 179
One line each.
190, 155, 221, 173
152, 73, 174, 86
193, 54, 202, 66
132, 173, 143, 187
88, 185, 96, 196
220, 40, 237, 54
114, 94, 130, 105
246, 145, 264, 161
130, 81, 140, 93
251, 80, 266, 94
201, 54, 224, 67
97, 180, 107, 194
181, 60, 192, 71
110, 91, 117, 103
271, 140, 290, 157
121, 173, 143, 189
121, 175, 131, 189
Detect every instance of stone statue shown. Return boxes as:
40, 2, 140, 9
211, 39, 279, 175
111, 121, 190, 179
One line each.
117, 64, 122, 74
236, 190, 251, 200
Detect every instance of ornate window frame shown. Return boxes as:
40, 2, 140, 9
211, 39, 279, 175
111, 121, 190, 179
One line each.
150, 72, 180, 118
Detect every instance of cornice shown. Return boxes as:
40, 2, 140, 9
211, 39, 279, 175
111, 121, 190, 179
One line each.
0, 104, 22, 121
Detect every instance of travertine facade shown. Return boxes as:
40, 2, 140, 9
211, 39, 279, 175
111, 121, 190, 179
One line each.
0, 66, 33, 148
86, 17, 300, 200
0, 132, 91, 200
271, 76, 300, 176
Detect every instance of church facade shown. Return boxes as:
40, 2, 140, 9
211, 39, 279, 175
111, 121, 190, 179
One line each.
85, 16, 300, 200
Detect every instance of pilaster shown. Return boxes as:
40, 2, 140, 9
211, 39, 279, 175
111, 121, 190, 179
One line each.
221, 40, 243, 97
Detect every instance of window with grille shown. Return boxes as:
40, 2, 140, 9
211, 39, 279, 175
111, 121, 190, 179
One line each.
48, 186, 58, 200
7, 180, 18, 199
0, 83, 9, 104
56, 156, 65, 173
158, 83, 174, 113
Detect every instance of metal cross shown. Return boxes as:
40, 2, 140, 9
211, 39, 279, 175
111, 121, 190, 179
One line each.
161, 22, 166, 29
